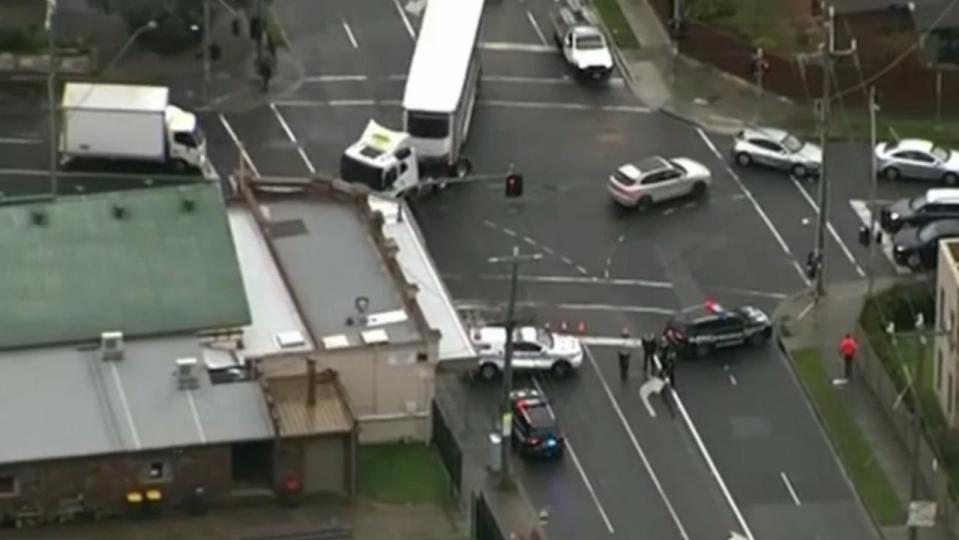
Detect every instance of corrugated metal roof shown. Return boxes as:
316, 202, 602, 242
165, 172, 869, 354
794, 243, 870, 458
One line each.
266, 373, 354, 437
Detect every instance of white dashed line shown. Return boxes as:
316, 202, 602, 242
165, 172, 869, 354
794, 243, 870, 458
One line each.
560, 255, 574, 265
542, 246, 556, 255
392, 0, 416, 39
780, 472, 802, 506
482, 220, 497, 229
502, 227, 517, 237
218, 114, 260, 178
523, 235, 537, 246
576, 265, 589, 276
790, 178, 866, 277
341, 19, 358, 48
0, 137, 41, 145
304, 74, 368, 83
526, 11, 548, 45
269, 103, 316, 175
479, 42, 555, 53
599, 105, 652, 113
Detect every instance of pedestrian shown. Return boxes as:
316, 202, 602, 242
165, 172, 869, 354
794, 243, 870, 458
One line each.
257, 53, 275, 92
660, 347, 677, 389
641, 332, 657, 376
839, 333, 859, 381
618, 330, 631, 382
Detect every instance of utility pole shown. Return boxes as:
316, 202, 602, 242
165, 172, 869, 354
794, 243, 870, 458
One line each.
45, 0, 58, 200
813, 3, 856, 298
865, 85, 880, 301
203, 0, 211, 103
488, 246, 542, 483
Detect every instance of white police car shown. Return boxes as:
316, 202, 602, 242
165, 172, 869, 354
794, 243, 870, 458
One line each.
471, 325, 584, 380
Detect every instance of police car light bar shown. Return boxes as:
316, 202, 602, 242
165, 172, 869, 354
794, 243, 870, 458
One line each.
704, 299, 725, 313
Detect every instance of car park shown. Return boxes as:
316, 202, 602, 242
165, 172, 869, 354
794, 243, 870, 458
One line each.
471, 325, 584, 380
893, 219, 959, 271
880, 188, 959, 233
876, 139, 959, 185
732, 127, 822, 179
607, 155, 711, 211
509, 388, 564, 460
663, 301, 772, 358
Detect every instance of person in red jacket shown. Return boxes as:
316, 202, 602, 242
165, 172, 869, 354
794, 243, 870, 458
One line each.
839, 333, 859, 381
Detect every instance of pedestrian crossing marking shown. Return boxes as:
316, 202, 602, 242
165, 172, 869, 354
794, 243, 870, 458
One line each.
848, 199, 911, 275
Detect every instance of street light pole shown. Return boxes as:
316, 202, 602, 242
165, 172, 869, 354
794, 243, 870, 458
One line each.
488, 246, 542, 483
101, 21, 158, 75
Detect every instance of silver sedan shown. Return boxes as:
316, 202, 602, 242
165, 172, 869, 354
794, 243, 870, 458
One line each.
875, 139, 959, 185
732, 127, 822, 179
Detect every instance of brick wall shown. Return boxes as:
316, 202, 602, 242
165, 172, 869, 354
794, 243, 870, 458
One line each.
0, 446, 233, 519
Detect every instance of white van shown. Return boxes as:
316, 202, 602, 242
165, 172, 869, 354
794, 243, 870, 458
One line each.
471, 325, 584, 380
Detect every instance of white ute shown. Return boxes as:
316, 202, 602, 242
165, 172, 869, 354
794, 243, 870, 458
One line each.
550, 0, 613, 81
60, 82, 207, 172
340, 120, 424, 197
471, 325, 584, 380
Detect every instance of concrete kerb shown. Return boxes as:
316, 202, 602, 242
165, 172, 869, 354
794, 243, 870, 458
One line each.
772, 288, 889, 540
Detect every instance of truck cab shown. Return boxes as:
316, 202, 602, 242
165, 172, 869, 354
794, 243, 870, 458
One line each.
551, 0, 613, 80
341, 120, 421, 197
165, 105, 207, 171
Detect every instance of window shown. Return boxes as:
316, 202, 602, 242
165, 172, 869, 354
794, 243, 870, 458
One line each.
913, 152, 936, 164
0, 476, 17, 497
144, 461, 171, 483
513, 342, 541, 353
406, 111, 449, 138
384, 168, 398, 188
938, 350, 944, 389
173, 132, 197, 148
642, 172, 668, 185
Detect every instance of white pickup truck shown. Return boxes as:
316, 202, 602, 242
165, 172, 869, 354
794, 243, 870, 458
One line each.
550, 0, 614, 80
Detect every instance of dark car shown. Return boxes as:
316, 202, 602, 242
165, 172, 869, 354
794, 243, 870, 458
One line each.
509, 389, 564, 460
880, 189, 959, 233
893, 219, 959, 271
663, 302, 772, 358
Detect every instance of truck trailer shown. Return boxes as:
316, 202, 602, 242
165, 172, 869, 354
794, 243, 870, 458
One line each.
60, 83, 207, 172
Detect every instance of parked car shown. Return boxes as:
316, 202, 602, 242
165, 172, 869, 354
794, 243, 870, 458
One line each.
471, 325, 584, 380
509, 388, 564, 460
663, 302, 772, 358
892, 219, 959, 271
732, 127, 822, 179
880, 188, 959, 233
607, 155, 711, 211
876, 139, 959, 185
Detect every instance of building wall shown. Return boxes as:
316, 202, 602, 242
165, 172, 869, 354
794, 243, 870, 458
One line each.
936, 245, 959, 427
275, 434, 353, 496
0, 446, 232, 519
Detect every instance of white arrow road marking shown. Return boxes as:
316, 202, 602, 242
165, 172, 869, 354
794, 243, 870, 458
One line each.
639, 376, 666, 417
531, 378, 615, 534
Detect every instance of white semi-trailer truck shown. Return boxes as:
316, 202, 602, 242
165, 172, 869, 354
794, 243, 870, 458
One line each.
60, 83, 207, 172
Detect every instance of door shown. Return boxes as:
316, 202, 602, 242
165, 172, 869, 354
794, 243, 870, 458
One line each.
911, 151, 941, 180
891, 151, 927, 179
659, 168, 689, 198
512, 342, 546, 369
641, 171, 672, 201
713, 318, 746, 347
749, 139, 784, 168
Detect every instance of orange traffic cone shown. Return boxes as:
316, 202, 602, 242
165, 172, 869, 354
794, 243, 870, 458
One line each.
577, 321, 587, 334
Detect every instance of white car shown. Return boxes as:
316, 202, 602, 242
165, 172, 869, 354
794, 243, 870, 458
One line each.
875, 139, 959, 185
471, 325, 584, 380
732, 127, 822, 179
607, 156, 711, 211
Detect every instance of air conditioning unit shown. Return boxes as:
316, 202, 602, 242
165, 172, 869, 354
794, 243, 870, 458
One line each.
176, 357, 200, 390
100, 331, 124, 361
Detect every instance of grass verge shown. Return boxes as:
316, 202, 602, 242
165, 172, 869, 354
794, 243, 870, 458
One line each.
358, 443, 451, 505
686, 0, 810, 52
828, 110, 959, 147
791, 348, 903, 525
593, 0, 641, 49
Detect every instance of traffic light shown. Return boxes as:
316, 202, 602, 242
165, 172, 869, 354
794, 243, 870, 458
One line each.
505, 172, 524, 198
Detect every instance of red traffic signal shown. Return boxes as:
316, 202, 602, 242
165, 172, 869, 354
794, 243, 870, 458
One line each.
505, 173, 524, 198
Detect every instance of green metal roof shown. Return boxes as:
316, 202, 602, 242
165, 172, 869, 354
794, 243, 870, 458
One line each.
0, 184, 251, 350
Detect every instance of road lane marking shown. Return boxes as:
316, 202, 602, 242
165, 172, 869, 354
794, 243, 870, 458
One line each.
729, 374, 738, 386
392, 0, 416, 39
441, 273, 674, 289
453, 300, 676, 316
849, 199, 910, 275
780, 472, 802, 506
304, 74, 368, 82
218, 114, 261, 178
502, 227, 517, 237
341, 18, 358, 48
531, 377, 615, 534
696, 128, 810, 288
797, 300, 815, 321
651, 352, 755, 540
479, 42, 555, 53
584, 346, 691, 540
790, 178, 865, 277
269, 103, 316, 175
526, 11, 548, 45
0, 137, 41, 145
575, 265, 589, 276
523, 235, 537, 246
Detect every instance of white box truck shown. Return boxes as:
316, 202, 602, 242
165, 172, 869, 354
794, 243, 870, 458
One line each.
60, 83, 207, 172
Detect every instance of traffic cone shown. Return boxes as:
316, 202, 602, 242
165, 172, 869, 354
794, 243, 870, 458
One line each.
577, 321, 587, 334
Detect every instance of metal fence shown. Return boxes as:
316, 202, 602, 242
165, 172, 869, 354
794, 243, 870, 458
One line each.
472, 493, 505, 540
431, 399, 462, 496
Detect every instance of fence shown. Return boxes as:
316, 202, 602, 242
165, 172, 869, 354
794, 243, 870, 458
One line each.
855, 318, 959, 536
472, 493, 506, 540
645, 0, 959, 115
431, 400, 463, 497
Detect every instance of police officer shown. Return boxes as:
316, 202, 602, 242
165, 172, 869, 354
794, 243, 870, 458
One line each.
618, 329, 631, 382
641, 332, 657, 376
661, 347, 677, 389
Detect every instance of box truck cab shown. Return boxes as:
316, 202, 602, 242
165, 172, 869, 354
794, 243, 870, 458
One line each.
340, 120, 421, 197
60, 83, 207, 172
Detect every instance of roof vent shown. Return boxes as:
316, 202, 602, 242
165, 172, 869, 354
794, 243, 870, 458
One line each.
30, 209, 47, 226
181, 198, 196, 212
112, 204, 127, 220
361, 329, 389, 345
176, 357, 200, 390
100, 331, 124, 361
274, 330, 306, 349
